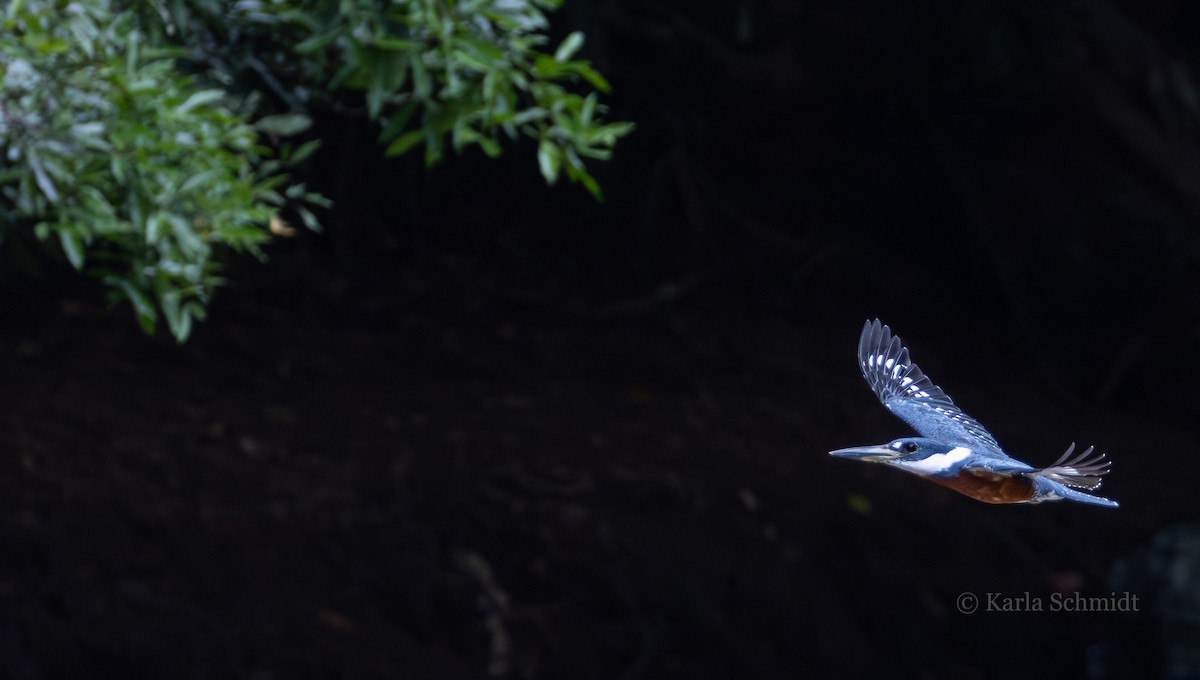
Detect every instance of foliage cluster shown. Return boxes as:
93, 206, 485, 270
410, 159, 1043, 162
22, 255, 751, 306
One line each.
0, 0, 630, 340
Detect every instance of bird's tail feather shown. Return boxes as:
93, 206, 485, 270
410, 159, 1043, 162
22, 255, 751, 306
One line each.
1032, 442, 1112, 490
1032, 477, 1119, 508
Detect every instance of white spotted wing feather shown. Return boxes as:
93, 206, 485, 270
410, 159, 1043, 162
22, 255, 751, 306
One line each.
858, 319, 1013, 459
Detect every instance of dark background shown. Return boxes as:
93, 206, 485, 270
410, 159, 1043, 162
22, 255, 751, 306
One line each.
3, 0, 1199, 678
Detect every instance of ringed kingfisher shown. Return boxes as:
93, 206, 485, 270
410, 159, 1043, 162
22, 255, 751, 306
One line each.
830, 319, 1117, 507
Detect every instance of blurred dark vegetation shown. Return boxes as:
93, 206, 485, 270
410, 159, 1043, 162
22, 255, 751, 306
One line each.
4, 0, 1200, 678
282, 0, 1200, 412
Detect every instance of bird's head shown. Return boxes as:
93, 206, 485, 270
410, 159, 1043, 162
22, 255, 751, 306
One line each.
829, 437, 971, 475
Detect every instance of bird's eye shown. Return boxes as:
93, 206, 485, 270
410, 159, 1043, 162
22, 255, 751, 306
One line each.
903, 442, 919, 453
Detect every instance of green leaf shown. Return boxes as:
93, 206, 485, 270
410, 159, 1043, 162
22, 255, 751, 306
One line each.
581, 93, 597, 126
28, 153, 59, 203
371, 37, 412, 51
255, 113, 313, 136
423, 136, 443, 166
58, 229, 85, 270
554, 31, 584, 62
287, 139, 322, 164
377, 100, 421, 144
329, 61, 358, 90
578, 170, 601, 200
537, 139, 560, 184
477, 135, 501, 158
159, 289, 192, 342
185, 301, 207, 322
511, 107, 548, 127
563, 62, 611, 92
296, 205, 322, 232
114, 279, 157, 335
367, 79, 386, 119
533, 54, 561, 78
384, 129, 426, 157
179, 170, 220, 194
293, 30, 340, 54
175, 89, 226, 114
411, 52, 432, 98
461, 36, 505, 63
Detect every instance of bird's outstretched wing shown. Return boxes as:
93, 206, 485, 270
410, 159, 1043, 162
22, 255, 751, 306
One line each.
858, 319, 1007, 454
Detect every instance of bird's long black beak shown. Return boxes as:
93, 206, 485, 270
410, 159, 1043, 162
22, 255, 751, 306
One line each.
829, 444, 896, 462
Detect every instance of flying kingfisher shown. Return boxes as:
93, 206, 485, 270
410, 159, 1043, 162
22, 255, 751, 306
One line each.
830, 319, 1117, 507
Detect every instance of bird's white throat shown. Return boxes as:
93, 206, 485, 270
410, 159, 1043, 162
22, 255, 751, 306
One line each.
894, 446, 972, 474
